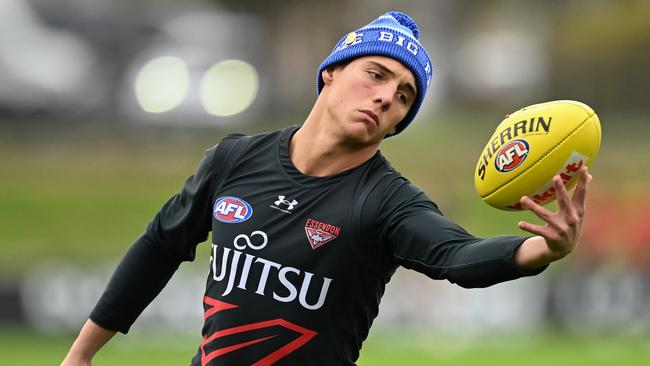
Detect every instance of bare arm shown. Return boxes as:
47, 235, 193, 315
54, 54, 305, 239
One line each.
60, 319, 117, 366
515, 166, 592, 269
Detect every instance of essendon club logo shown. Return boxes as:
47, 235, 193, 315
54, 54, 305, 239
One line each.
213, 196, 253, 223
495, 139, 529, 172
304, 218, 340, 249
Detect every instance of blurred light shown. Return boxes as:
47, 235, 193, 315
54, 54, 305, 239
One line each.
456, 31, 546, 94
134, 56, 190, 113
200, 59, 258, 117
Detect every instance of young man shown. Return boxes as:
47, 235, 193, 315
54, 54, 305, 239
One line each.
62, 11, 591, 366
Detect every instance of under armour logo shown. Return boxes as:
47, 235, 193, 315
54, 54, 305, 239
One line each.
274, 195, 298, 210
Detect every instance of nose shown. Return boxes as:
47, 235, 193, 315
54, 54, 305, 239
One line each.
373, 83, 396, 112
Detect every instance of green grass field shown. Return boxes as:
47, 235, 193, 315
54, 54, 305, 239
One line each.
2, 328, 649, 366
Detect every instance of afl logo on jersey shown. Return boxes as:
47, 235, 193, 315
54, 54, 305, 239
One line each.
213, 196, 253, 223
495, 139, 529, 173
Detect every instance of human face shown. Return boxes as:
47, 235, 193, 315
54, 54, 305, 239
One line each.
321, 56, 417, 145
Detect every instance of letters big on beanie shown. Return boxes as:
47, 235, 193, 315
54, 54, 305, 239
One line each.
317, 11, 433, 136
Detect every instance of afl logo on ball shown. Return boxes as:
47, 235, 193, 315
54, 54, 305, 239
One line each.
213, 196, 253, 223
495, 139, 529, 173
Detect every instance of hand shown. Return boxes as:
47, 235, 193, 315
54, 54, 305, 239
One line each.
515, 166, 592, 267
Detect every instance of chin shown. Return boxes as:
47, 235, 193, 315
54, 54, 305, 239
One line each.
341, 124, 383, 146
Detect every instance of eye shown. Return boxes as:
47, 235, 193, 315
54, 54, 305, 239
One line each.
367, 70, 382, 80
397, 92, 409, 105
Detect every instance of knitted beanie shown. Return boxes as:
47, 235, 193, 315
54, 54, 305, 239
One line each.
317, 11, 432, 136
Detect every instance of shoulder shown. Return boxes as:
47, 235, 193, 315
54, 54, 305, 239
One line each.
196, 127, 285, 180
357, 156, 442, 242
354, 157, 446, 257
365, 155, 441, 214
218, 126, 287, 145
209, 126, 290, 158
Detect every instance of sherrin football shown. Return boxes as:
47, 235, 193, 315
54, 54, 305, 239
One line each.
474, 100, 601, 211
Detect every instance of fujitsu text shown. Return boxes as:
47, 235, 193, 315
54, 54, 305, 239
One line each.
210, 230, 332, 311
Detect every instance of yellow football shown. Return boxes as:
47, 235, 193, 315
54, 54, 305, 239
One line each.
474, 100, 601, 210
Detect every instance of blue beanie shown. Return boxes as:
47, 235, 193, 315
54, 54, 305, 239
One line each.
317, 11, 432, 136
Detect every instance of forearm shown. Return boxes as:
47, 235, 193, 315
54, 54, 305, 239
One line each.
61, 319, 116, 365
515, 235, 562, 270
394, 233, 546, 288
441, 235, 546, 288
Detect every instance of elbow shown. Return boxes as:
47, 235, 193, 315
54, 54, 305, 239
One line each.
445, 267, 508, 289
448, 276, 497, 289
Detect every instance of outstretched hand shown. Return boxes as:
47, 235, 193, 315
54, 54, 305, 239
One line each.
515, 166, 592, 268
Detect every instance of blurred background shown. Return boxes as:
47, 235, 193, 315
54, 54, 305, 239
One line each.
1, 0, 649, 365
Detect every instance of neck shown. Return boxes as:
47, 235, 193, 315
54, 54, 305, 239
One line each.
289, 99, 379, 177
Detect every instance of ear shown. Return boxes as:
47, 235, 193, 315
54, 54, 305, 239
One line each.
387, 121, 401, 136
321, 66, 336, 85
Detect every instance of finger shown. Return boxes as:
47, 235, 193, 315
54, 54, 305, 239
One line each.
553, 175, 572, 212
571, 166, 592, 215
518, 220, 549, 237
520, 196, 554, 221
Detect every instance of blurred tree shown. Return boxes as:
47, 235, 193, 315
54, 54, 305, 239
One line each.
548, 0, 650, 112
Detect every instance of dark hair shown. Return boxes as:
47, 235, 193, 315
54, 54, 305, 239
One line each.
326, 60, 352, 72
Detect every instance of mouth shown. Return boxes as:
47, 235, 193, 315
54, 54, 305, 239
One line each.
359, 109, 379, 126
